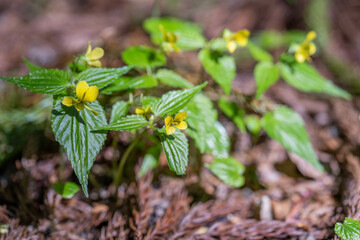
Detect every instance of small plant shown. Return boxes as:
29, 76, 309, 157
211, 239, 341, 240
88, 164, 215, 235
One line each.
1, 17, 351, 198
335, 218, 360, 240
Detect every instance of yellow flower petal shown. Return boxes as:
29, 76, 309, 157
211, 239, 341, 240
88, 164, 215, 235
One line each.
145, 106, 151, 113
166, 125, 176, 135
235, 37, 248, 47
76, 81, 90, 101
62, 96, 75, 107
174, 121, 187, 130
88, 47, 104, 60
74, 102, 85, 111
306, 31, 316, 41
234, 30, 250, 47
88, 60, 102, 67
82, 86, 99, 103
174, 112, 187, 122
167, 32, 178, 43
165, 116, 173, 127
85, 105, 98, 116
226, 41, 237, 53
295, 52, 306, 63
86, 41, 92, 56
136, 107, 145, 115
308, 42, 316, 55
172, 43, 181, 53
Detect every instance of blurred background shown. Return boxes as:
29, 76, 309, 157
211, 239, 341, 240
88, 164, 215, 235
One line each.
1, 0, 360, 239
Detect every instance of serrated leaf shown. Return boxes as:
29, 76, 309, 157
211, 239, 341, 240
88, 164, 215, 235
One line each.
53, 181, 80, 199
102, 76, 158, 94
184, 94, 217, 150
1, 69, 71, 95
158, 129, 189, 174
205, 121, 230, 158
138, 145, 161, 177
261, 106, 324, 171
247, 41, 273, 62
185, 94, 229, 158
255, 61, 279, 98
335, 218, 360, 240
51, 98, 107, 197
94, 115, 148, 131
110, 101, 130, 123
77, 66, 131, 90
156, 69, 193, 88
198, 49, 235, 95
206, 157, 245, 187
122, 46, 166, 68
153, 82, 207, 117
141, 96, 159, 109
280, 62, 351, 99
217, 97, 246, 132
143, 17, 206, 50
23, 58, 45, 73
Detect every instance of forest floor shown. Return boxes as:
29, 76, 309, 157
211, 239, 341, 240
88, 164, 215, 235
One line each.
1, 0, 360, 239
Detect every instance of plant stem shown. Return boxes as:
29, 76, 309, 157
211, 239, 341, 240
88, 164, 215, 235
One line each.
114, 130, 148, 199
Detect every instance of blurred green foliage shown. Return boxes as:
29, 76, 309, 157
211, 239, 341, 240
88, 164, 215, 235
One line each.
0, 89, 51, 165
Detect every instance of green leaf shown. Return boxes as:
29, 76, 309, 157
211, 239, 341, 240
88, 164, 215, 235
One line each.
23, 58, 45, 72
1, 69, 71, 95
206, 121, 230, 158
53, 181, 80, 199
247, 41, 273, 62
153, 82, 207, 117
254, 61, 279, 98
143, 17, 206, 50
209, 38, 227, 51
198, 49, 235, 95
51, 98, 107, 197
77, 66, 131, 90
206, 157, 245, 187
141, 96, 159, 109
185, 94, 229, 158
138, 145, 161, 177
122, 46, 166, 68
110, 101, 130, 123
94, 115, 148, 131
244, 115, 261, 135
217, 97, 246, 132
158, 129, 189, 174
280, 62, 351, 100
102, 75, 158, 94
156, 69, 193, 88
261, 106, 324, 171
335, 218, 360, 240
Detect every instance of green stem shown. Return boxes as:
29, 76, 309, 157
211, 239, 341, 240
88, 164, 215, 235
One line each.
129, 92, 134, 104
146, 66, 153, 76
114, 130, 148, 198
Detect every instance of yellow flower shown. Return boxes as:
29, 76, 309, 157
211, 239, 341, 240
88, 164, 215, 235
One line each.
159, 25, 181, 53
294, 31, 317, 63
165, 112, 188, 135
62, 81, 99, 115
85, 42, 104, 67
136, 106, 151, 118
224, 29, 250, 53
